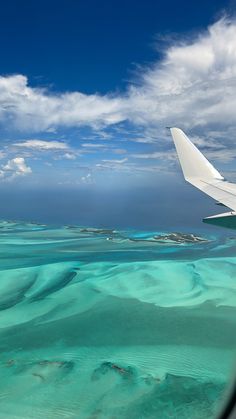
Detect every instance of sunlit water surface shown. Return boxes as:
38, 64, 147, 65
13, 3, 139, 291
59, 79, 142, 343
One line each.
0, 220, 236, 418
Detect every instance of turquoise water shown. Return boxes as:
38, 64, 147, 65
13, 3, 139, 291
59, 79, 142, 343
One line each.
0, 221, 236, 418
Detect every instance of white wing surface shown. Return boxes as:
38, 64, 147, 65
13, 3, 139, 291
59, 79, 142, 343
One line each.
170, 127, 236, 228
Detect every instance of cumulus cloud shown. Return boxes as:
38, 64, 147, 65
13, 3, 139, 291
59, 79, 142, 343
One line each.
63, 152, 77, 160
0, 157, 32, 180
0, 18, 236, 139
1, 18, 236, 169
0, 74, 125, 132
128, 18, 236, 132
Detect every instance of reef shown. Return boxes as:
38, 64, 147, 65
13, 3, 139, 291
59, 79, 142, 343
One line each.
153, 232, 209, 244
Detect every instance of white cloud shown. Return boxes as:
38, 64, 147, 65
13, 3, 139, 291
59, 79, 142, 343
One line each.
0, 157, 32, 180
102, 158, 128, 164
13, 139, 68, 150
1, 18, 236, 162
96, 158, 129, 172
81, 173, 94, 184
63, 152, 77, 160
81, 143, 107, 148
124, 18, 236, 136
132, 151, 176, 160
0, 74, 126, 132
131, 137, 158, 144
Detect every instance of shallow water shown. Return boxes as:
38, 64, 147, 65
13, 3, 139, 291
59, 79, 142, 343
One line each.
0, 220, 236, 418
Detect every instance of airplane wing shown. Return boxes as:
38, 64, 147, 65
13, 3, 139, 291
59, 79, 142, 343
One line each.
170, 127, 236, 229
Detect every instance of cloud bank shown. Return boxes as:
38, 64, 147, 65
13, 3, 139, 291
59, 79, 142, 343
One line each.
1, 18, 236, 183
0, 18, 236, 138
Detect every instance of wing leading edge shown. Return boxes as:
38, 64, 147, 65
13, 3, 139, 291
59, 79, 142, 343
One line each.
170, 127, 236, 229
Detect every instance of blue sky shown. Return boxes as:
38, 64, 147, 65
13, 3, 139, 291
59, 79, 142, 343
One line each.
0, 0, 236, 228
0, 0, 227, 93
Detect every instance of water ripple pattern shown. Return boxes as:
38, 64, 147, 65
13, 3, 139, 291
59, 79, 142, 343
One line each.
0, 221, 235, 418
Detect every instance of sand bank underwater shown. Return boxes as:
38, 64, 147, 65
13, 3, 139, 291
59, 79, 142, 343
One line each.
0, 220, 235, 418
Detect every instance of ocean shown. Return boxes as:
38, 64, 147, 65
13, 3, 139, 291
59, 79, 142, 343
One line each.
0, 220, 235, 418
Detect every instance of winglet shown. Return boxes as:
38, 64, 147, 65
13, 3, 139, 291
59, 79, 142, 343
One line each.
170, 127, 224, 181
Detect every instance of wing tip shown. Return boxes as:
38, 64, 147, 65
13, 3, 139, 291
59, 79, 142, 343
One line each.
170, 127, 223, 181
